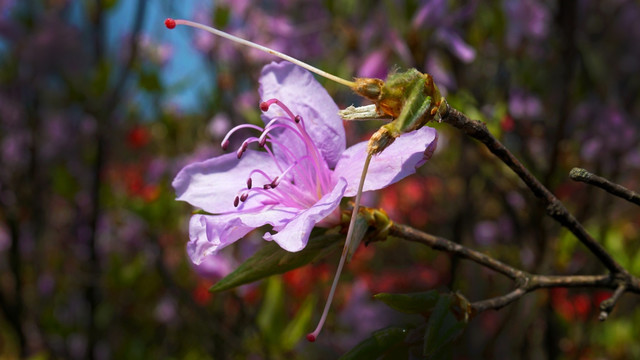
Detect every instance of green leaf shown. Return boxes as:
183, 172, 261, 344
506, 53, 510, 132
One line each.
374, 291, 440, 314
280, 295, 316, 350
209, 233, 343, 292
214, 6, 231, 28
423, 296, 467, 359
103, 0, 120, 10
138, 70, 162, 92
257, 277, 286, 347
340, 327, 409, 360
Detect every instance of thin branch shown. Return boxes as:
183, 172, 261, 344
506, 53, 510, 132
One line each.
599, 284, 626, 321
570, 167, 640, 206
5, 213, 26, 356
389, 223, 524, 281
105, 0, 148, 112
84, 2, 148, 359
440, 105, 627, 275
386, 222, 640, 316
471, 288, 528, 313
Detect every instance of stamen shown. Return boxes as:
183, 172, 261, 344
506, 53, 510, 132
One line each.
233, 196, 240, 207
221, 124, 264, 150
164, 18, 176, 29
249, 169, 277, 183
164, 18, 356, 88
270, 176, 280, 188
236, 140, 250, 159
247, 178, 252, 189
257, 115, 298, 147
307, 153, 373, 342
240, 192, 249, 202
258, 133, 268, 147
260, 99, 297, 120
263, 184, 272, 190
256, 103, 332, 194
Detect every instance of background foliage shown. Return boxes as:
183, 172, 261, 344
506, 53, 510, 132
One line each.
1, 0, 639, 358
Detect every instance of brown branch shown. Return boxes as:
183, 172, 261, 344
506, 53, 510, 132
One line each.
440, 105, 627, 276
387, 223, 640, 316
570, 167, 640, 206
85, 2, 148, 359
598, 284, 626, 321
389, 223, 524, 281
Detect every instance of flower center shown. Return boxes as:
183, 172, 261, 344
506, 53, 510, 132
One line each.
222, 98, 334, 210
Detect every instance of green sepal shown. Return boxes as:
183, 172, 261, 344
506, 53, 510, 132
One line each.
373, 290, 440, 315
346, 212, 370, 262
209, 233, 343, 292
340, 327, 409, 360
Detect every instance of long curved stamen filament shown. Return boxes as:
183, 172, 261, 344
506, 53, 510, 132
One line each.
307, 153, 373, 342
165, 18, 356, 88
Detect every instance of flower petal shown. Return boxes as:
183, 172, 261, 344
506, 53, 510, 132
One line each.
172, 150, 280, 213
187, 207, 297, 264
264, 178, 347, 252
334, 126, 438, 197
259, 61, 346, 168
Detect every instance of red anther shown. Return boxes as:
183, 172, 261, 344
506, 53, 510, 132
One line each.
233, 196, 240, 207
247, 178, 252, 189
263, 184, 271, 190
294, 115, 302, 123
260, 102, 270, 112
165, 18, 176, 29
271, 176, 279, 188
258, 135, 267, 147
240, 193, 248, 202
221, 140, 230, 151
306, 334, 316, 342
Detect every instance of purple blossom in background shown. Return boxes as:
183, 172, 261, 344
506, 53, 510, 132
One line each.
1, 130, 30, 169
503, 0, 550, 49
37, 273, 56, 297
173, 62, 438, 264
154, 295, 178, 324
436, 29, 476, 64
358, 49, 389, 79
0, 0, 15, 15
21, 15, 87, 76
235, 90, 258, 109
474, 221, 499, 246
573, 102, 638, 166
138, 34, 173, 66
0, 224, 9, 252
337, 280, 397, 349
412, 0, 477, 64
425, 53, 455, 94
508, 88, 543, 120
207, 113, 232, 139
192, 251, 236, 280
473, 216, 514, 246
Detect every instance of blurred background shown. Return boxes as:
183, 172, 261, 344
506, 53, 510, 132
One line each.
1, 0, 640, 358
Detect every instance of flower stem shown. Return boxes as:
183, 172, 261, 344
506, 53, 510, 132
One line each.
307, 153, 373, 342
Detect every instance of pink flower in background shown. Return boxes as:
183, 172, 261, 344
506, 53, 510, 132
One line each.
173, 62, 438, 264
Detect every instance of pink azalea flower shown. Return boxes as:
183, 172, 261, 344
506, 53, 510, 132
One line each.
173, 61, 438, 265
